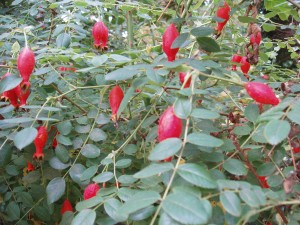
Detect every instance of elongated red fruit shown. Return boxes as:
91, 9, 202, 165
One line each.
18, 82, 30, 106
17, 47, 35, 82
162, 23, 179, 62
1, 73, 20, 108
26, 162, 35, 172
231, 54, 242, 71
33, 126, 48, 160
83, 183, 100, 200
240, 57, 250, 75
61, 199, 73, 215
259, 176, 270, 188
158, 106, 182, 142
179, 72, 191, 88
109, 85, 124, 122
92, 21, 108, 50
250, 32, 262, 46
215, 1, 231, 33
245, 82, 280, 106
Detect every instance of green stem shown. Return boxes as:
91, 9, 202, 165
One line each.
197, 71, 245, 87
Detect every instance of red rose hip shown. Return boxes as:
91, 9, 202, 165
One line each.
162, 23, 179, 62
109, 85, 124, 122
17, 47, 35, 82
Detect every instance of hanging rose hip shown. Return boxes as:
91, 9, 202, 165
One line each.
33, 126, 48, 160
158, 106, 182, 142
240, 56, 250, 75
250, 32, 262, 46
26, 162, 35, 172
0, 73, 20, 108
231, 54, 242, 71
17, 46, 35, 84
179, 72, 191, 88
215, 1, 231, 34
18, 82, 31, 106
162, 23, 179, 62
109, 85, 124, 122
83, 183, 100, 200
92, 21, 108, 50
61, 199, 73, 215
245, 82, 280, 106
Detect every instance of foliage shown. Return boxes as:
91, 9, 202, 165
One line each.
0, 0, 300, 225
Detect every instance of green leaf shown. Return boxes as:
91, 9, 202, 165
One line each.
244, 104, 259, 123
0, 75, 22, 93
191, 108, 220, 119
220, 191, 241, 217
116, 159, 132, 168
105, 67, 139, 80
264, 120, 290, 145
262, 23, 277, 32
133, 163, 174, 178
56, 134, 72, 146
117, 87, 135, 118
239, 189, 261, 207
172, 33, 189, 48
162, 192, 212, 224
71, 209, 96, 225
287, 109, 300, 125
6, 201, 20, 220
117, 191, 160, 215
93, 172, 114, 183
177, 163, 217, 189
223, 159, 247, 176
13, 127, 37, 150
191, 26, 214, 37
46, 177, 65, 204
104, 198, 127, 222
75, 195, 103, 211
80, 166, 98, 181
90, 128, 107, 142
130, 205, 155, 221
257, 163, 276, 176
187, 133, 224, 147
233, 125, 251, 136
91, 55, 108, 67
196, 37, 220, 52
81, 144, 100, 158
56, 33, 71, 48
174, 98, 192, 119
238, 16, 257, 23
148, 138, 182, 161
110, 54, 131, 62
57, 121, 72, 135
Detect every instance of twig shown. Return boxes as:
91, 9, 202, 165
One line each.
157, 0, 173, 22
287, 0, 300, 9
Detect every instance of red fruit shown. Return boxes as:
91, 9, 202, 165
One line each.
258, 176, 270, 188
58, 66, 67, 71
109, 85, 124, 122
261, 74, 269, 80
215, 1, 231, 33
92, 21, 108, 50
83, 183, 100, 200
179, 72, 191, 88
158, 106, 182, 142
17, 47, 35, 82
245, 82, 280, 106
33, 126, 48, 160
162, 23, 179, 62
18, 82, 30, 106
61, 199, 73, 215
26, 162, 35, 172
250, 32, 262, 46
164, 156, 173, 162
52, 131, 59, 149
240, 57, 250, 75
293, 147, 300, 154
231, 54, 242, 71
0, 73, 20, 108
